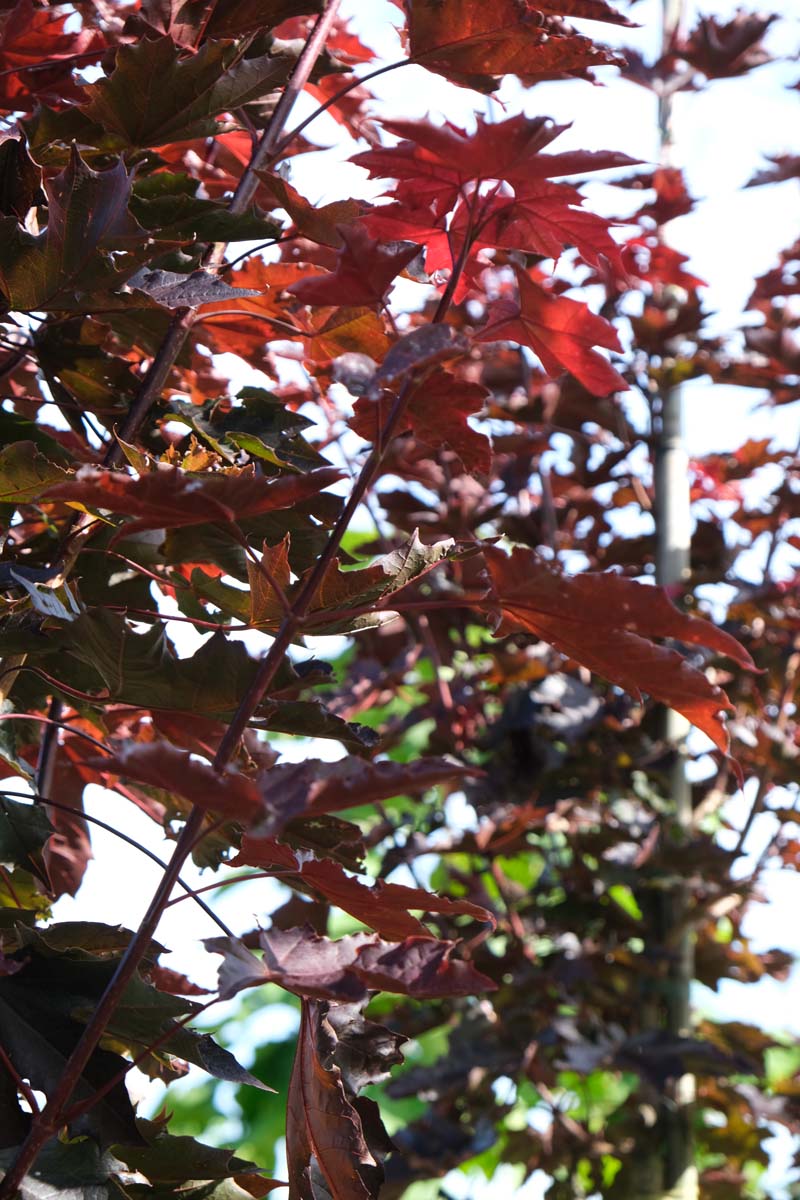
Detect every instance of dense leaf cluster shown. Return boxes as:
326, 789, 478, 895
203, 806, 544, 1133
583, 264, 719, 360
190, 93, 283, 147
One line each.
0, 1, 796, 1199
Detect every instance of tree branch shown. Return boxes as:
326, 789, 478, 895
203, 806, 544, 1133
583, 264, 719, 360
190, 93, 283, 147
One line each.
0, 807, 206, 1199
104, 0, 343, 467
0, 11, 345, 1192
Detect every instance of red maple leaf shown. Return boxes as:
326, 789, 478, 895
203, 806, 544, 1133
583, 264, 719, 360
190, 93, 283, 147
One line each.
234, 838, 492, 940
286, 224, 420, 308
46, 464, 342, 539
0, 0, 105, 112
353, 114, 637, 204
479, 180, 624, 271
354, 115, 635, 290
476, 267, 627, 396
405, 0, 632, 87
483, 546, 757, 757
351, 368, 491, 477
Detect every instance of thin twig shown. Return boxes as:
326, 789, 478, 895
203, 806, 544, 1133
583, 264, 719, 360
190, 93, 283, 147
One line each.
0, 789, 233, 938
193, 309, 302, 338
0, 808, 206, 1200
0, 713, 111, 758
211, 373, 416, 767
165, 869, 288, 906
212, 163, 481, 765
61, 997, 222, 1126
103, 0, 342, 467
34, 696, 63, 804
0, 1044, 40, 1115
212, 0, 344, 224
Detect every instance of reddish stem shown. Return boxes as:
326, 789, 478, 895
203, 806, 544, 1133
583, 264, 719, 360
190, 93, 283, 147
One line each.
0, 1044, 40, 1116
0, 7, 343, 1192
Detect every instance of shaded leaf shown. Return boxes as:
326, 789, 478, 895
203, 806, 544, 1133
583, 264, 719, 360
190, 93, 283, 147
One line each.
287, 225, 419, 308
286, 999, 397, 1200
81, 36, 293, 149
116, 1119, 270, 1185
253, 701, 380, 749
12, 610, 267, 720
208, 927, 496, 1002
0, 967, 142, 1147
202, 0, 323, 39
0, 137, 42, 221
233, 838, 493, 937
0, 148, 147, 311
46, 464, 342, 540
130, 172, 281, 244
0, 1139, 124, 1200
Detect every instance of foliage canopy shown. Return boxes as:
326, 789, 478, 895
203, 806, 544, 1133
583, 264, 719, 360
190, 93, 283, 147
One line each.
0, 1, 797, 1199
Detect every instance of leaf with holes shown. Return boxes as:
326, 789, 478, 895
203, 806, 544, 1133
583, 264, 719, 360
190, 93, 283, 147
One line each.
46, 464, 342, 540
233, 838, 493, 938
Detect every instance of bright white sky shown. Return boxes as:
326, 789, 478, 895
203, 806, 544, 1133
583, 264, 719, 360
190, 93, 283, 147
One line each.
7, 1, 800, 1195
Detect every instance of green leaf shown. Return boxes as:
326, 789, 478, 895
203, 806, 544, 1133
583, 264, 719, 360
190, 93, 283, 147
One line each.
0, 1138, 126, 1200
131, 174, 281, 244
0, 969, 142, 1147
115, 1120, 268, 1185
607, 884, 643, 920
0, 798, 53, 874
0, 148, 147, 311
253, 700, 380, 749
220, 389, 329, 473
0, 441, 70, 503
81, 37, 294, 149
0, 870, 52, 919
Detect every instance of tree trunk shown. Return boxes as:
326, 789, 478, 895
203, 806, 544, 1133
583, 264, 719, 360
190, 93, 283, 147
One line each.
645, 0, 699, 1192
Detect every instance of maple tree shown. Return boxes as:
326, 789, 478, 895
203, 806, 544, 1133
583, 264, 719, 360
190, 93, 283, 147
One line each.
0, 1, 796, 1199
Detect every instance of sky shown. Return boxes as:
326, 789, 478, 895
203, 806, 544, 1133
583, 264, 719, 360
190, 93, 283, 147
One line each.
5, 0, 800, 1195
